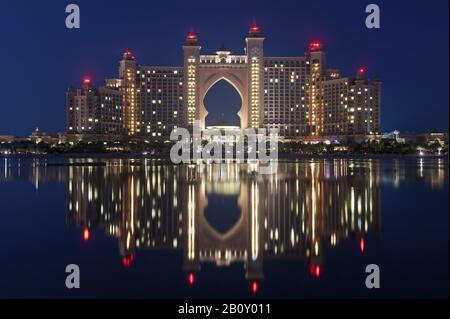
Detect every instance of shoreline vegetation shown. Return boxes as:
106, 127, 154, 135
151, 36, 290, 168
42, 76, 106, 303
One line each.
1, 139, 448, 159
0, 141, 448, 157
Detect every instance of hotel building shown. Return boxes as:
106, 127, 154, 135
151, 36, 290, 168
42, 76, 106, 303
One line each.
67, 24, 381, 142
66, 78, 123, 135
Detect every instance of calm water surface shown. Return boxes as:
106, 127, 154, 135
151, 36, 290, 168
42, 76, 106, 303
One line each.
0, 157, 448, 298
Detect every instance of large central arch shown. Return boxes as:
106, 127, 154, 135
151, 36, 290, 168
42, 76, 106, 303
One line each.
203, 78, 243, 127
182, 31, 264, 131
198, 67, 249, 129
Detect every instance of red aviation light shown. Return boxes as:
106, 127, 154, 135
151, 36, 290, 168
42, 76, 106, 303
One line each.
251, 281, 259, 294
249, 22, 261, 36
250, 23, 259, 32
186, 31, 198, 42
82, 77, 91, 85
360, 237, 365, 253
358, 67, 366, 75
309, 41, 322, 52
83, 227, 90, 241
187, 272, 195, 286
123, 49, 136, 60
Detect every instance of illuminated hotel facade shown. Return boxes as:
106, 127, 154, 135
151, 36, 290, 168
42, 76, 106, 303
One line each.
66, 24, 381, 141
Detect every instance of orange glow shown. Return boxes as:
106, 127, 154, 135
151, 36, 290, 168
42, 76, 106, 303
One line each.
251, 281, 259, 294
83, 227, 90, 241
188, 272, 195, 286
360, 238, 365, 253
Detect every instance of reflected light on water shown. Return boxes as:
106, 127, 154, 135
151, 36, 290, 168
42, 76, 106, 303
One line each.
187, 272, 195, 286
83, 227, 90, 242
251, 281, 259, 294
0, 157, 447, 291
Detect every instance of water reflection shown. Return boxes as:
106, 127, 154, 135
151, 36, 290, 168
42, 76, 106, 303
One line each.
1, 157, 447, 292
64, 160, 381, 284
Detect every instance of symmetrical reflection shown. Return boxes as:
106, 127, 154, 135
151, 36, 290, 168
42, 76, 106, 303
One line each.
1, 157, 447, 292
66, 160, 381, 287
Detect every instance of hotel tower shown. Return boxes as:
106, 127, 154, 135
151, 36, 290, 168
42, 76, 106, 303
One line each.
67, 24, 381, 142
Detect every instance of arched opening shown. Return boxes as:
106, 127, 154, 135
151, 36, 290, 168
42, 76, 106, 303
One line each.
203, 164, 242, 236
203, 194, 242, 235
204, 80, 242, 127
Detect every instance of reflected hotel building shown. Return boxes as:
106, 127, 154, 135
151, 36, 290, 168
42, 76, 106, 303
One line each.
65, 161, 383, 286
1, 158, 447, 290
66, 24, 381, 142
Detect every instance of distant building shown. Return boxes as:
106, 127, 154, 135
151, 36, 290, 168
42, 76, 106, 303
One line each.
0, 129, 65, 146
381, 130, 406, 144
0, 135, 14, 143
66, 24, 381, 142
29, 128, 65, 144
66, 78, 123, 136
401, 131, 448, 146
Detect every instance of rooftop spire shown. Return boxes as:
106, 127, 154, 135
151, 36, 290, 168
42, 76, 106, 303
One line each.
308, 41, 322, 52
123, 49, 136, 60
186, 28, 198, 44
249, 20, 261, 37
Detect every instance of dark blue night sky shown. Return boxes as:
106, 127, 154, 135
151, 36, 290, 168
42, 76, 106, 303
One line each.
0, 0, 448, 135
